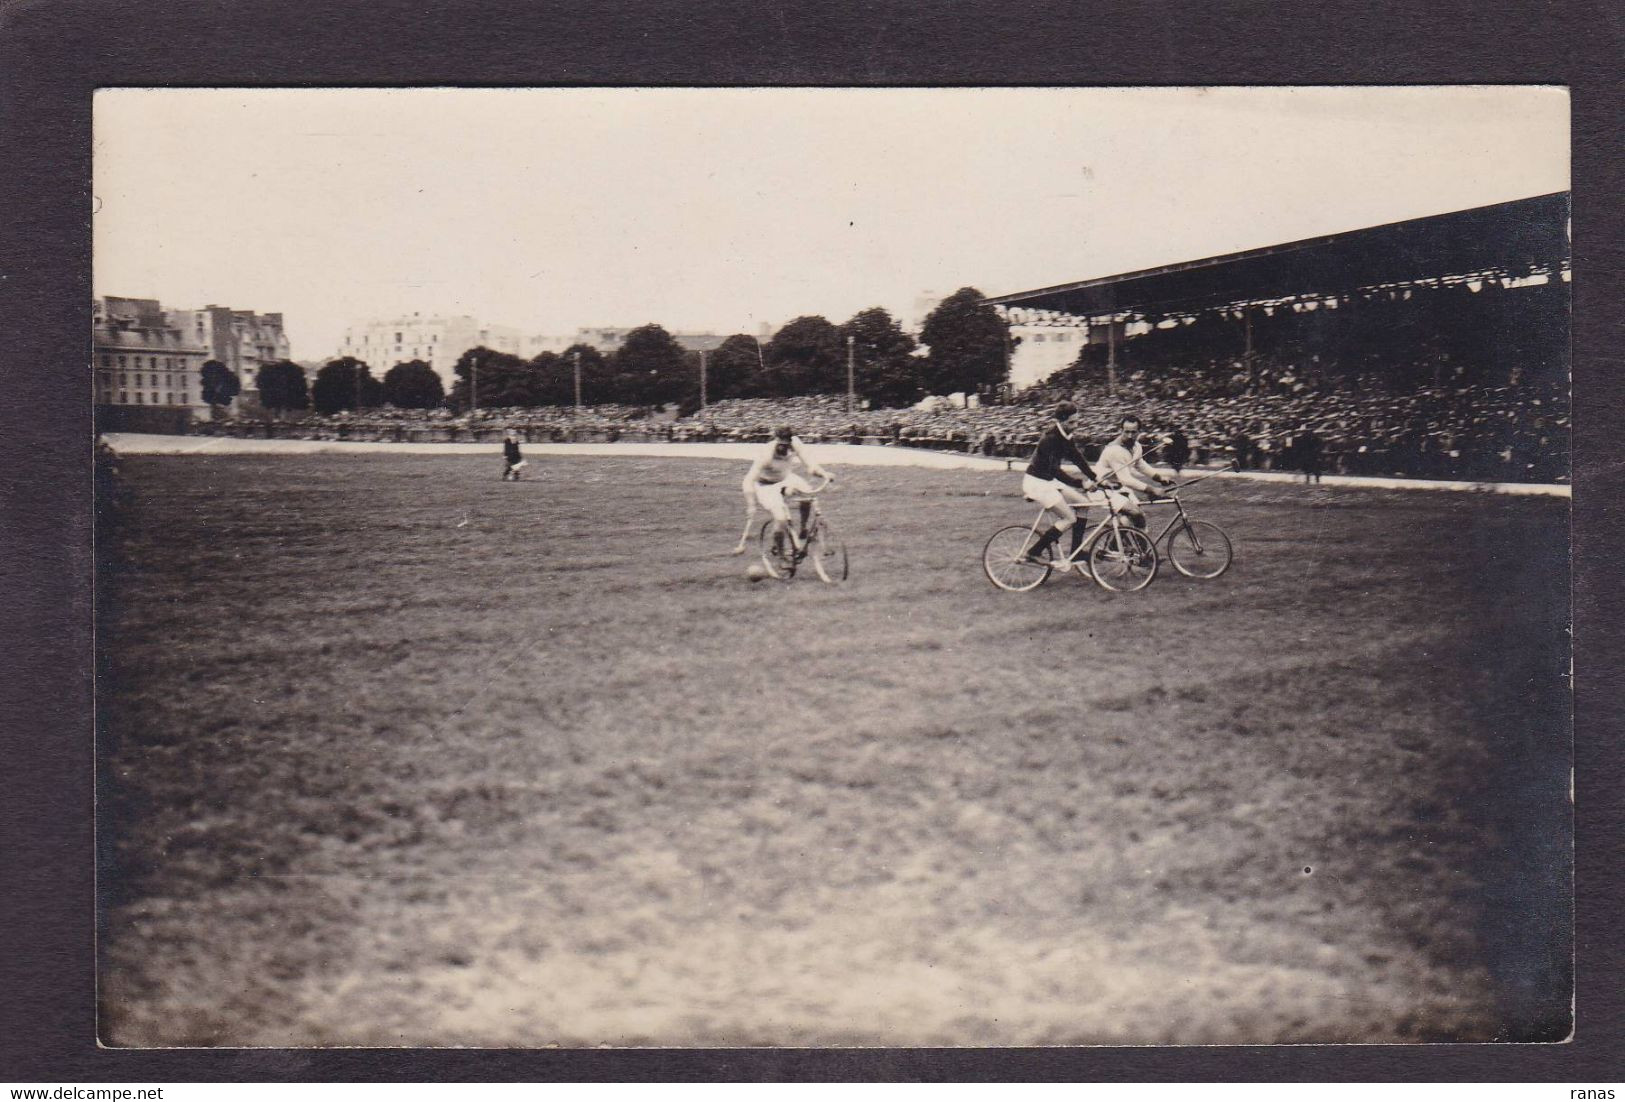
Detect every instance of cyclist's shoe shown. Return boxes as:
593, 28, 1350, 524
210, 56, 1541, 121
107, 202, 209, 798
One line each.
1017, 552, 1046, 566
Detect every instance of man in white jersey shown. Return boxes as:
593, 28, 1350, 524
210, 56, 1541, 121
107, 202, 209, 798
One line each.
1093, 414, 1175, 532
731, 425, 833, 555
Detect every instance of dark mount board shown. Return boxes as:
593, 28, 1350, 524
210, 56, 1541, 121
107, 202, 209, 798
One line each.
1, 0, 1618, 1084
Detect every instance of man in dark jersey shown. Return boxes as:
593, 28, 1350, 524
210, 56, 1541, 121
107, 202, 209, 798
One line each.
501, 429, 526, 481
1019, 402, 1100, 565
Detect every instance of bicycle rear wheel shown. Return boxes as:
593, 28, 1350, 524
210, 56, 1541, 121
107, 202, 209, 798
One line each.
806, 522, 849, 583
1087, 524, 1157, 592
758, 519, 797, 580
1165, 519, 1233, 579
982, 525, 1053, 592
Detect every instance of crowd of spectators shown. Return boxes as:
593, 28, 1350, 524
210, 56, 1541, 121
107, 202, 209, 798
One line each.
1014, 370, 1567, 483
191, 403, 657, 443
189, 370, 1566, 484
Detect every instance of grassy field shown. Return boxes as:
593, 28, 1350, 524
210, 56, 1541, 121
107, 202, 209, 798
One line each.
96, 452, 1571, 1047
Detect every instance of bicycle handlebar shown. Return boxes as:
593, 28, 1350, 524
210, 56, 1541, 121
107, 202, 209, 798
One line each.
785, 473, 834, 501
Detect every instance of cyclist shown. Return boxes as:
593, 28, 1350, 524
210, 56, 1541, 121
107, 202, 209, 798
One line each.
1093, 414, 1176, 532
1020, 402, 1103, 565
732, 425, 833, 555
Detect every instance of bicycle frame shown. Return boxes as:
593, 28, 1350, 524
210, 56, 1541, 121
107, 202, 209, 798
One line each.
1140, 494, 1198, 547
1137, 464, 1232, 548
1020, 499, 1135, 568
760, 482, 847, 583
779, 491, 828, 553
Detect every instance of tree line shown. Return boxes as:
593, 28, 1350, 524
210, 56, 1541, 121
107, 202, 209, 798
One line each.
219, 287, 1013, 417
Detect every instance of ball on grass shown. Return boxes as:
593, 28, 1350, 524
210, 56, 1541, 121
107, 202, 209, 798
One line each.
746, 563, 767, 582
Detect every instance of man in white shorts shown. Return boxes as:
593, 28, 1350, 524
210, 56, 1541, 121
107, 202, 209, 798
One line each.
732, 425, 833, 555
1093, 414, 1176, 532
1020, 402, 1106, 565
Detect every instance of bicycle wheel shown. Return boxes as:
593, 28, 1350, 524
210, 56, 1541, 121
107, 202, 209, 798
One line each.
1165, 519, 1233, 579
758, 519, 797, 580
1087, 524, 1158, 592
982, 525, 1053, 592
806, 522, 849, 584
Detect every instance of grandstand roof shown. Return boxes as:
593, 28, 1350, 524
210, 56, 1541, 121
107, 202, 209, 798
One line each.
986, 192, 1570, 319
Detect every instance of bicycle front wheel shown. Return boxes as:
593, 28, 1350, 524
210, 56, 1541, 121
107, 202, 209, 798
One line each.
1165, 519, 1233, 579
1088, 524, 1158, 592
806, 522, 849, 584
758, 519, 797, 580
982, 525, 1053, 592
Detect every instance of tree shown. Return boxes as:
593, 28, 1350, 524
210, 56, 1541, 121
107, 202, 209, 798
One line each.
703, 334, 768, 400
612, 324, 690, 406
448, 347, 533, 409
839, 307, 923, 408
561, 343, 612, 405
918, 287, 1014, 396
312, 357, 382, 415
200, 359, 240, 412
524, 351, 576, 407
763, 315, 844, 396
255, 360, 310, 417
382, 360, 445, 409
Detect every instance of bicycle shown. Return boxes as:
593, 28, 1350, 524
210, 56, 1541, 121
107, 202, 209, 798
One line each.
758, 478, 848, 584
1139, 464, 1235, 579
982, 498, 1158, 593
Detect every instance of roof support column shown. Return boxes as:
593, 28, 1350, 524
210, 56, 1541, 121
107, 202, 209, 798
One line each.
1244, 306, 1256, 385
1106, 317, 1117, 398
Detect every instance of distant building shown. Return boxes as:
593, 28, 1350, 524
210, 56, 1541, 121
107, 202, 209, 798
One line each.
166, 304, 292, 401
338, 313, 523, 391
524, 326, 731, 357
522, 333, 575, 358
1004, 311, 1090, 390
93, 296, 211, 411
340, 315, 738, 391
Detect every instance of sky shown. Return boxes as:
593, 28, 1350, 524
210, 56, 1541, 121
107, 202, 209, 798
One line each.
93, 87, 1569, 361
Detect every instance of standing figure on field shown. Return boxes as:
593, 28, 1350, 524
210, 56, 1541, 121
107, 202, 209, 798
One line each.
1297, 424, 1324, 484
501, 429, 526, 481
732, 425, 833, 556
1166, 428, 1191, 475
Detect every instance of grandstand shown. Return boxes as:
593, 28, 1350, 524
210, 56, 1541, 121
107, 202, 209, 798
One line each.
984, 193, 1571, 482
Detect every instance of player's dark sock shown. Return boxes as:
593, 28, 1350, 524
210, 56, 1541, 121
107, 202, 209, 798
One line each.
1028, 526, 1062, 558
1069, 523, 1087, 558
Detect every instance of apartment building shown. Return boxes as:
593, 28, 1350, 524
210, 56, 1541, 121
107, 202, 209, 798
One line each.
338, 314, 524, 391
93, 296, 212, 411
166, 304, 292, 401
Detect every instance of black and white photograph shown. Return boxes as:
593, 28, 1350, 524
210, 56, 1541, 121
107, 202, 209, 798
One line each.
91, 86, 1571, 1049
